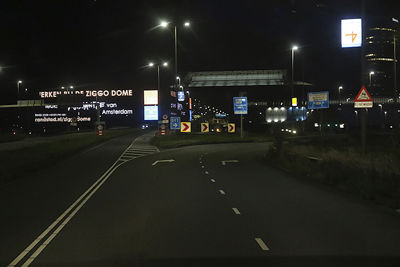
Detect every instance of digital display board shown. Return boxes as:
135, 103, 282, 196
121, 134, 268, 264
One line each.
341, 19, 362, 48
144, 105, 158, 120
144, 90, 158, 105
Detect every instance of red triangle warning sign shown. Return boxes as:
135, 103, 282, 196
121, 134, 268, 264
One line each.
355, 86, 373, 102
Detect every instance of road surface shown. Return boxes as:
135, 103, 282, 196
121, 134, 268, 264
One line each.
2, 132, 400, 266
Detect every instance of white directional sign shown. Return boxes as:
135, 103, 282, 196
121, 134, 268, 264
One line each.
341, 19, 362, 48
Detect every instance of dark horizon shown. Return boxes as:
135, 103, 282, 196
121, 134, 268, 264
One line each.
0, 0, 399, 104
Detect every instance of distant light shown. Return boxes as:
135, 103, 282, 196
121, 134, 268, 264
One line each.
163, 62, 168, 66
176, 76, 180, 80
274, 119, 279, 122
184, 21, 190, 27
281, 129, 284, 132
18, 80, 23, 84
390, 125, 393, 129
292, 130, 297, 134
314, 123, 319, 127
148, 62, 154, 67
370, 71, 375, 75
393, 18, 399, 23
61, 86, 65, 89
288, 130, 292, 133
340, 124, 345, 129
339, 86, 343, 90
160, 21, 168, 28
292, 45, 298, 50
69, 86, 74, 89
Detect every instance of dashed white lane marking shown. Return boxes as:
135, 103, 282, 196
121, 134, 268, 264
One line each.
255, 238, 270, 251
201, 166, 205, 169
200, 161, 202, 164
219, 190, 226, 195
205, 171, 209, 175
210, 179, 216, 183
232, 208, 241, 215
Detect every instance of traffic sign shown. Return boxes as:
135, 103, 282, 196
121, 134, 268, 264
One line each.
308, 91, 329, 109
354, 86, 373, 108
233, 97, 248, 115
201, 122, 209, 133
341, 19, 362, 48
228, 123, 235, 133
180, 122, 191, 133
170, 117, 181, 130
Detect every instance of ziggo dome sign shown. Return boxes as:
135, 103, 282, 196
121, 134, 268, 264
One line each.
39, 89, 133, 98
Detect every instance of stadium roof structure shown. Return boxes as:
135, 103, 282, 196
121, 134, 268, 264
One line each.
184, 70, 312, 88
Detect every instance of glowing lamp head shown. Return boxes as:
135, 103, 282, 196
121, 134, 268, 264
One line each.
148, 62, 154, 67
292, 46, 298, 51
160, 21, 168, 28
163, 62, 168, 67
184, 21, 190, 27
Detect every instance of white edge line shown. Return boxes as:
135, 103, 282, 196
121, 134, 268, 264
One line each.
8, 137, 137, 267
232, 208, 241, 215
255, 238, 270, 251
21, 162, 124, 266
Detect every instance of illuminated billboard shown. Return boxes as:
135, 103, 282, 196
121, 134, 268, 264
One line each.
341, 19, 362, 48
144, 90, 158, 105
144, 105, 158, 120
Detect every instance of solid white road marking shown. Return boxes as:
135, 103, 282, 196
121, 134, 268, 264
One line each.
152, 159, 175, 166
232, 208, 241, 215
219, 190, 226, 195
221, 160, 239, 166
8, 159, 121, 267
8, 133, 159, 267
210, 179, 216, 183
255, 238, 270, 251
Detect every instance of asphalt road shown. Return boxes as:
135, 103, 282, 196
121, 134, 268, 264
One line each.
2, 133, 400, 266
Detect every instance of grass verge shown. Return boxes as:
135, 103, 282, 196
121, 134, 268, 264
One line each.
151, 133, 273, 149
0, 128, 141, 187
266, 137, 400, 209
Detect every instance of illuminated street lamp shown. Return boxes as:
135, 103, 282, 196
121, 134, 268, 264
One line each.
69, 86, 74, 89
291, 45, 298, 98
369, 71, 375, 86
159, 20, 191, 78
148, 61, 169, 90
338, 86, 343, 104
17, 80, 22, 97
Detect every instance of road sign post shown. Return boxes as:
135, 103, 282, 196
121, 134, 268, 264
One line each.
354, 86, 373, 153
180, 122, 191, 133
201, 122, 209, 133
170, 117, 181, 130
233, 97, 247, 138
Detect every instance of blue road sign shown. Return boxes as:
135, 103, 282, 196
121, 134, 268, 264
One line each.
308, 92, 329, 109
178, 91, 185, 102
233, 97, 248, 115
170, 116, 181, 130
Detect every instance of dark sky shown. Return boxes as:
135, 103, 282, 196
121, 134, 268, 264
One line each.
0, 0, 399, 104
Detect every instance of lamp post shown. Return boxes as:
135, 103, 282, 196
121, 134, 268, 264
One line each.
159, 20, 190, 79
291, 46, 298, 99
148, 62, 168, 90
17, 80, 22, 99
338, 86, 343, 105
369, 71, 375, 87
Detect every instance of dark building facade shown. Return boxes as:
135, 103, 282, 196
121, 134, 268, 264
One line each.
364, 16, 400, 98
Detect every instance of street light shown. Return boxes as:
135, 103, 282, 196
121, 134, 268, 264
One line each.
148, 61, 169, 90
291, 45, 298, 98
69, 86, 74, 89
369, 71, 375, 86
338, 86, 343, 105
17, 80, 22, 97
159, 20, 190, 79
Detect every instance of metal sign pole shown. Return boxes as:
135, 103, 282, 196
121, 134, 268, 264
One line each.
240, 114, 243, 138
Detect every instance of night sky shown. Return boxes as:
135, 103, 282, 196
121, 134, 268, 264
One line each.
0, 0, 399, 104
